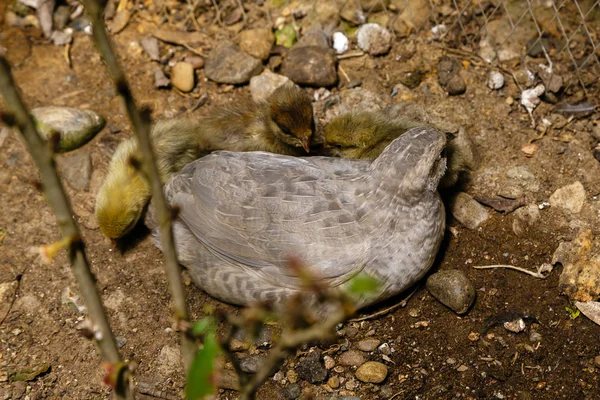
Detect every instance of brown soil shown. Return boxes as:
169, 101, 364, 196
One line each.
1, 1, 599, 400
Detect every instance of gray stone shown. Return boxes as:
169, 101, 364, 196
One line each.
450, 192, 489, 230
356, 338, 381, 352
141, 36, 160, 61
355, 361, 388, 383
357, 23, 392, 56
154, 68, 170, 88
512, 204, 540, 236
249, 70, 292, 102
339, 350, 366, 367
239, 354, 266, 374
296, 350, 327, 383
239, 28, 274, 61
205, 43, 263, 84
282, 383, 302, 400
170, 62, 195, 92
438, 57, 466, 95
549, 181, 585, 214
57, 149, 92, 191
281, 46, 337, 87
296, 26, 329, 48
426, 269, 476, 314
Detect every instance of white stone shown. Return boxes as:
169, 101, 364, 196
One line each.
332, 31, 349, 54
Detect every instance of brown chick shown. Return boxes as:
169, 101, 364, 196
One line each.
323, 111, 476, 188
95, 84, 316, 240
198, 83, 315, 155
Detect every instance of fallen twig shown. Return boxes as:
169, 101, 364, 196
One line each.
81, 0, 195, 370
472, 263, 554, 279
0, 56, 133, 400
349, 287, 417, 322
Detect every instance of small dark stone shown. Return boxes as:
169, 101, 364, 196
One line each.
438, 57, 466, 96
282, 383, 302, 400
239, 354, 266, 374
205, 43, 263, 84
296, 350, 328, 383
426, 269, 476, 314
399, 70, 424, 89
281, 46, 337, 87
108, 124, 121, 134
56, 149, 92, 191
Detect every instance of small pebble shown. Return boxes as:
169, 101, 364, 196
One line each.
345, 379, 357, 390
324, 355, 335, 370
356, 23, 392, 56
594, 355, 600, 368
282, 383, 301, 400
286, 369, 298, 383
377, 343, 391, 356
355, 361, 388, 383
450, 192, 490, 230
549, 181, 586, 214
170, 62, 195, 92
529, 331, 542, 342
487, 71, 505, 90
426, 269, 476, 314
503, 318, 526, 333
446, 357, 456, 364
332, 31, 349, 54
239, 354, 266, 374
140, 36, 160, 61
468, 332, 480, 342
357, 338, 381, 352
339, 350, 366, 367
296, 351, 327, 383
328, 375, 340, 389
456, 365, 469, 372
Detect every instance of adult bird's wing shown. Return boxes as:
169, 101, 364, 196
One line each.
165, 151, 372, 289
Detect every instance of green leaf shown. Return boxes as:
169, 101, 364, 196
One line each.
191, 317, 215, 337
275, 24, 297, 48
186, 331, 221, 400
347, 273, 380, 296
565, 306, 580, 319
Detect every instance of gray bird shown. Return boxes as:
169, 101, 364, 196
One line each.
150, 126, 447, 310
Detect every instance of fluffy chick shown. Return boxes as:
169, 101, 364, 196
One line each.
95, 119, 203, 239
324, 111, 475, 188
96, 85, 315, 239
198, 83, 315, 154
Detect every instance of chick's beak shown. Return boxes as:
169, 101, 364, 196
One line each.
301, 134, 310, 153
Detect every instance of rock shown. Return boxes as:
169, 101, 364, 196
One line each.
340, 1, 366, 25
333, 31, 349, 54
240, 28, 274, 60
249, 70, 292, 102
50, 30, 72, 46
438, 57, 466, 95
205, 43, 263, 84
154, 68, 170, 88
594, 355, 600, 368
323, 355, 335, 370
553, 230, 600, 302
140, 36, 160, 61
549, 181, 585, 214
355, 361, 388, 383
281, 46, 337, 87
339, 350, 366, 367
328, 375, 340, 389
450, 192, 490, 230
361, 0, 390, 11
356, 23, 392, 56
170, 62, 195, 92
184, 56, 204, 69
426, 269, 476, 314
54, 5, 71, 30
392, 0, 429, 37
282, 383, 302, 399
296, 350, 327, 383
286, 369, 298, 383
521, 84, 545, 114
296, 26, 330, 48
377, 343, 391, 355
56, 149, 92, 191
487, 71, 504, 90
217, 369, 240, 390
239, 354, 266, 374
357, 338, 381, 352
31, 106, 105, 153
512, 204, 541, 236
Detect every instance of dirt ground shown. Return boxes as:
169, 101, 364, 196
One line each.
1, 1, 600, 399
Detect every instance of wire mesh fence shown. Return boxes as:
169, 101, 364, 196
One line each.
206, 0, 599, 97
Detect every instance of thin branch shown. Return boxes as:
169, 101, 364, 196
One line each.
80, 0, 195, 370
0, 56, 133, 400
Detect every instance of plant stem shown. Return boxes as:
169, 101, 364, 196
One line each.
0, 56, 133, 400
80, 0, 194, 370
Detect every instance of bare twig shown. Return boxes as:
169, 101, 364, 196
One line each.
0, 56, 133, 400
349, 287, 417, 322
472, 263, 554, 279
80, 0, 195, 370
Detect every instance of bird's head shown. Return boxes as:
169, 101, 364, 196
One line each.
268, 84, 314, 152
373, 126, 447, 195
95, 142, 152, 240
323, 112, 388, 159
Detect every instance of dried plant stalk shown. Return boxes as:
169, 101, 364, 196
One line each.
0, 56, 133, 400
79, 0, 194, 369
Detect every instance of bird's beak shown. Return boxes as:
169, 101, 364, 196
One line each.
301, 134, 310, 153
